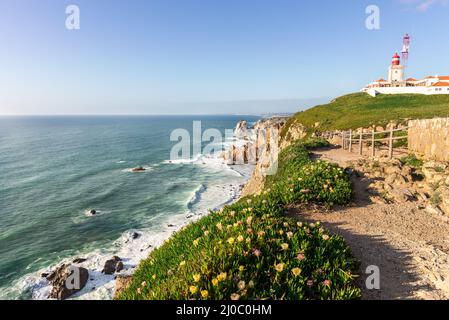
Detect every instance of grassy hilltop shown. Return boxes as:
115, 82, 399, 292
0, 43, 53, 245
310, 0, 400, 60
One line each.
283, 93, 449, 133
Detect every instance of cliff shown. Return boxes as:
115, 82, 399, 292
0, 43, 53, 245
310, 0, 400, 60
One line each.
225, 116, 308, 197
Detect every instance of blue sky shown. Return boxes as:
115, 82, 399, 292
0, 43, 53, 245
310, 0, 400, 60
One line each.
0, 0, 448, 115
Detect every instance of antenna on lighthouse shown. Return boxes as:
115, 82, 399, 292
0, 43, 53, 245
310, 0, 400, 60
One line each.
402, 33, 410, 68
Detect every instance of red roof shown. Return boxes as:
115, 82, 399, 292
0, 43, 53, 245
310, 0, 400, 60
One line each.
406, 78, 417, 81
432, 82, 449, 87
376, 79, 387, 82
438, 76, 449, 81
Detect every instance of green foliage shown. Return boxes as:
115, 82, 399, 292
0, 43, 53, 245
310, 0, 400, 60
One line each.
117, 140, 359, 300
400, 154, 424, 169
282, 93, 449, 136
430, 191, 442, 206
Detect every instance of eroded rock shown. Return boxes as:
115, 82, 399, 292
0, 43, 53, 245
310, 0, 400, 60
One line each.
47, 264, 89, 300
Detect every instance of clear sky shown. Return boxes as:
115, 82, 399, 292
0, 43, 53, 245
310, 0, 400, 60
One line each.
0, 0, 448, 115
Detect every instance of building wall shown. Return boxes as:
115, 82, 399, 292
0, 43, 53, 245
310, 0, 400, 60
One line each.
408, 118, 449, 161
365, 86, 449, 97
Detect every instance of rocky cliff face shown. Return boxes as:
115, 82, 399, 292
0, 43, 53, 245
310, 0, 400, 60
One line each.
279, 119, 307, 150
223, 117, 288, 197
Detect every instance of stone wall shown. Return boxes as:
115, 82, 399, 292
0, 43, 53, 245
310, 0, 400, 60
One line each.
408, 118, 449, 161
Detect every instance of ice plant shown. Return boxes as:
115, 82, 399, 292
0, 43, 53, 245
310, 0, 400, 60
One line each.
118, 139, 359, 301
291, 268, 302, 277
323, 280, 331, 287
189, 286, 198, 294
252, 248, 262, 257
296, 253, 305, 261
201, 290, 209, 298
230, 293, 240, 300
274, 263, 285, 272
217, 272, 227, 281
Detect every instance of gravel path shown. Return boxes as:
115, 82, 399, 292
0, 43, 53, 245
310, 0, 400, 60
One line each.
291, 147, 449, 300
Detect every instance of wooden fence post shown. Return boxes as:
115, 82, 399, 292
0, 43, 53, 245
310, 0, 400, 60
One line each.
388, 128, 394, 159
341, 132, 345, 149
371, 129, 375, 157
359, 132, 363, 155
349, 129, 352, 153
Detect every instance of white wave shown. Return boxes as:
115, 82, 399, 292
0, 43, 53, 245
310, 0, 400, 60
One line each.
4, 171, 251, 301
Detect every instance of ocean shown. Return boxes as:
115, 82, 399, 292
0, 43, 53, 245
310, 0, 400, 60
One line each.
0, 115, 259, 299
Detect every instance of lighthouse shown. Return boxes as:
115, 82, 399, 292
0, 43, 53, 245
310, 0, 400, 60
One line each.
388, 52, 405, 84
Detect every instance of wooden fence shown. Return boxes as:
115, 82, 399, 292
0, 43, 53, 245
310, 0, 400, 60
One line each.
338, 127, 409, 159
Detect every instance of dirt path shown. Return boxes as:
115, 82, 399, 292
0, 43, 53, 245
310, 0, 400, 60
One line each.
293, 147, 449, 300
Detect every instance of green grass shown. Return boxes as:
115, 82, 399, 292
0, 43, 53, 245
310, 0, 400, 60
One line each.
282, 93, 449, 137
117, 139, 359, 300
400, 154, 424, 169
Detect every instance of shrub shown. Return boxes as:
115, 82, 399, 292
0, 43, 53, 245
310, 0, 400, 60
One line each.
430, 192, 442, 206
400, 154, 423, 169
117, 140, 359, 300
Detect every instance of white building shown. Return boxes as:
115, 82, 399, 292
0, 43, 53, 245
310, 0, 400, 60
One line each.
361, 53, 449, 97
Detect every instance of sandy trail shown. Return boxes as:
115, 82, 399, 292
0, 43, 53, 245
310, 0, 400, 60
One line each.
291, 147, 449, 300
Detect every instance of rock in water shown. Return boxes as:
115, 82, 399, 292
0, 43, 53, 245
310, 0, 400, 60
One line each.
131, 166, 145, 172
89, 209, 96, 215
102, 260, 117, 275
102, 256, 123, 274
131, 232, 140, 239
116, 261, 124, 273
73, 258, 87, 264
47, 264, 89, 300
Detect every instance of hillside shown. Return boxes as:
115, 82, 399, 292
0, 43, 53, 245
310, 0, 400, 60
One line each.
283, 93, 449, 134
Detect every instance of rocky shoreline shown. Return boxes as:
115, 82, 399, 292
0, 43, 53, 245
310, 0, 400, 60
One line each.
22, 118, 284, 300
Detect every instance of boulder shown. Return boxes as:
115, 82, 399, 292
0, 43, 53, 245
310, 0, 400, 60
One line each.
89, 209, 97, 215
102, 256, 122, 275
131, 232, 140, 239
385, 173, 398, 185
391, 188, 416, 203
116, 261, 124, 273
47, 264, 89, 300
102, 260, 117, 275
73, 258, 87, 264
131, 166, 146, 172
425, 205, 444, 216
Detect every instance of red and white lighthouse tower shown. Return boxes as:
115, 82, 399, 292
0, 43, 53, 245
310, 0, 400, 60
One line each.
392, 52, 400, 66
388, 52, 405, 83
